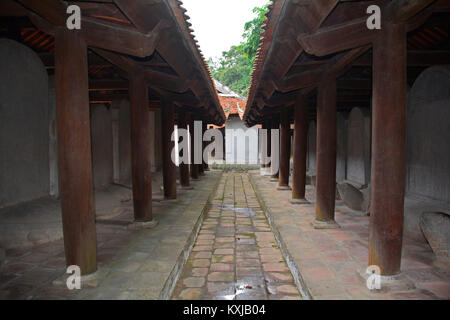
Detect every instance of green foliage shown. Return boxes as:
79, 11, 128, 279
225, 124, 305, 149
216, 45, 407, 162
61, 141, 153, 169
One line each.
209, 3, 270, 97
238, 4, 270, 63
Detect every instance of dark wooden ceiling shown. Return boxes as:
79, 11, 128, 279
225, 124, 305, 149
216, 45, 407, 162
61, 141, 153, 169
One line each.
243, 0, 450, 126
0, 0, 226, 125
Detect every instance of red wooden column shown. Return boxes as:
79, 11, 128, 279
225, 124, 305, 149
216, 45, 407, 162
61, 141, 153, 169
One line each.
270, 118, 279, 181
314, 78, 338, 229
265, 120, 272, 175
129, 72, 153, 222
178, 111, 191, 189
188, 113, 199, 180
278, 109, 291, 190
369, 23, 407, 276
55, 29, 97, 275
260, 122, 269, 174
291, 95, 308, 204
161, 98, 177, 200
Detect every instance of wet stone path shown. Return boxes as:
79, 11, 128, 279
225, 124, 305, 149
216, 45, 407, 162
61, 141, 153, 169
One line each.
172, 173, 301, 300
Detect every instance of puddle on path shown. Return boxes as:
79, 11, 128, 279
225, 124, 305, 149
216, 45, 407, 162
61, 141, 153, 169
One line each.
217, 204, 256, 217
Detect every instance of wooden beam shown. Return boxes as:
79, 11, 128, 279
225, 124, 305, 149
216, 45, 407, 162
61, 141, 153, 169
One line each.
0, 0, 29, 16
297, 18, 378, 57
91, 48, 137, 73
354, 50, 450, 67
276, 70, 323, 92
19, 0, 167, 57
80, 18, 167, 58
385, 0, 436, 23
328, 45, 371, 76
156, 91, 200, 107
113, 0, 164, 33
297, 0, 436, 57
17, 0, 66, 26
145, 69, 189, 94
89, 80, 128, 91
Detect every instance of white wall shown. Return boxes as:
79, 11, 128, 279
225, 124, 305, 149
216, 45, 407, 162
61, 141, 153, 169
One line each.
225, 117, 259, 165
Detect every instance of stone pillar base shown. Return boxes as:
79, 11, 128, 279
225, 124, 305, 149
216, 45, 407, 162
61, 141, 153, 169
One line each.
290, 198, 309, 205
357, 268, 415, 293
161, 198, 179, 204
52, 268, 108, 289
128, 219, 159, 231
277, 185, 291, 191
311, 219, 340, 229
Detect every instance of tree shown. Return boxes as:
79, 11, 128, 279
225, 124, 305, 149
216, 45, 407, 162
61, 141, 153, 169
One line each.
238, 4, 270, 63
209, 3, 269, 97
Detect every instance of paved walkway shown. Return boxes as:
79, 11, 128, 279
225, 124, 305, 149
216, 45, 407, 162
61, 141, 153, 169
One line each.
249, 171, 450, 300
172, 172, 302, 300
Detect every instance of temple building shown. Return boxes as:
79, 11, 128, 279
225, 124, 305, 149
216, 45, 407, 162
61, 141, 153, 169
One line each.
214, 80, 260, 165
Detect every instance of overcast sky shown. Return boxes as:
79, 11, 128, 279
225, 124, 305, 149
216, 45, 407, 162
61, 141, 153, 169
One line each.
181, 0, 268, 60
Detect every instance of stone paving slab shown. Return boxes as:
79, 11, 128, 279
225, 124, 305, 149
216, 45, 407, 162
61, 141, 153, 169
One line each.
171, 173, 302, 300
0, 171, 222, 300
249, 171, 450, 300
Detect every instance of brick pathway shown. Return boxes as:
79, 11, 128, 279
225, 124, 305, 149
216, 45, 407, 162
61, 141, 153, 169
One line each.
171, 173, 302, 300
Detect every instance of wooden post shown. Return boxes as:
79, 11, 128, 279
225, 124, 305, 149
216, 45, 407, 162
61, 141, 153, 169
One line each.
266, 120, 272, 174
178, 111, 191, 188
369, 22, 406, 276
188, 113, 199, 180
161, 98, 177, 199
278, 109, 291, 190
314, 78, 338, 228
270, 119, 279, 181
291, 95, 308, 203
129, 72, 153, 222
55, 29, 97, 275
221, 127, 226, 161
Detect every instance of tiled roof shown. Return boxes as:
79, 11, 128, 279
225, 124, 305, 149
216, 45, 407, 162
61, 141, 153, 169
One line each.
243, 0, 277, 125
173, 0, 226, 124
219, 96, 246, 120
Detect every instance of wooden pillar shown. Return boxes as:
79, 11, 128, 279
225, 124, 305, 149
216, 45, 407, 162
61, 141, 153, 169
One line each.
178, 111, 191, 188
222, 127, 226, 161
261, 122, 269, 172
314, 79, 338, 228
369, 23, 406, 276
55, 29, 97, 275
266, 120, 272, 173
270, 119, 279, 180
291, 95, 308, 203
129, 72, 153, 222
161, 99, 177, 199
188, 113, 199, 180
278, 109, 291, 189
